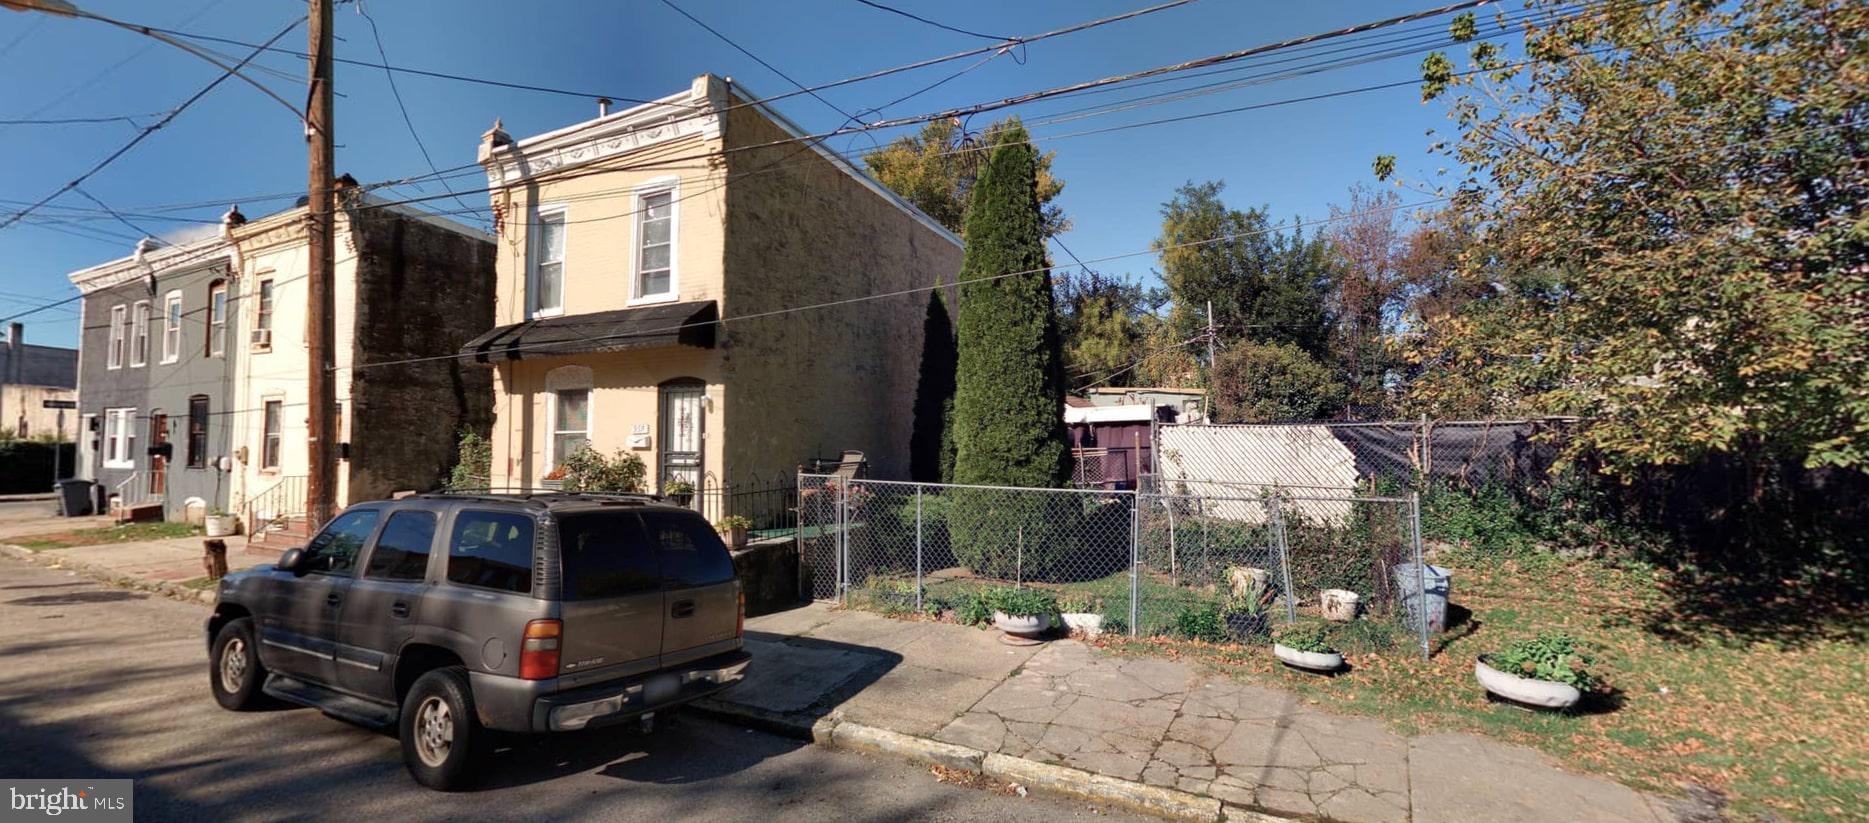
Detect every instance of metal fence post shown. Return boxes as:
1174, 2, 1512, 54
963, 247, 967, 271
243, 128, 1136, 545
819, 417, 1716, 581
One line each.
915, 485, 924, 613
1129, 489, 1140, 637
795, 472, 805, 602
1410, 490, 1431, 660
837, 481, 849, 606
1272, 496, 1298, 623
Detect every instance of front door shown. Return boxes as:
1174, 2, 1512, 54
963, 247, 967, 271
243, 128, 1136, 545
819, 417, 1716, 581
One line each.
658, 380, 704, 494
148, 413, 167, 495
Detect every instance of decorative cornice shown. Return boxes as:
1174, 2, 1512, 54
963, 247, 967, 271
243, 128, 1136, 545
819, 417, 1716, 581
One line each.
482, 82, 719, 189
67, 237, 231, 295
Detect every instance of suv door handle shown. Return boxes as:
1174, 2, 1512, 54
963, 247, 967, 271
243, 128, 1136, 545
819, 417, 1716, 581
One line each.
325, 592, 342, 608
389, 601, 410, 619
671, 599, 696, 619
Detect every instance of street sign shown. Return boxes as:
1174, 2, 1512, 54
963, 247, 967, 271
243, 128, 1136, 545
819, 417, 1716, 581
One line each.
41, 399, 77, 410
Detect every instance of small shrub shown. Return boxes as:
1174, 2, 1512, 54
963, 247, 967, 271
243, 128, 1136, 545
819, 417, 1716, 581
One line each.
859, 578, 920, 616
715, 515, 752, 532
448, 429, 491, 489
946, 488, 1082, 580
561, 446, 646, 493
1172, 601, 1227, 643
982, 585, 1059, 617
1274, 623, 1336, 654
1487, 633, 1600, 690
1057, 591, 1098, 614
938, 590, 994, 626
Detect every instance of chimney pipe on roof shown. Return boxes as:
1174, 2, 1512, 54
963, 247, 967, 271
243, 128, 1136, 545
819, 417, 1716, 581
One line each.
597, 97, 612, 117
7, 323, 20, 386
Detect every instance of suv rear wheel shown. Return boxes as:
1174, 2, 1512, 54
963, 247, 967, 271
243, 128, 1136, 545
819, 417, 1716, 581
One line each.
399, 666, 486, 790
209, 617, 267, 710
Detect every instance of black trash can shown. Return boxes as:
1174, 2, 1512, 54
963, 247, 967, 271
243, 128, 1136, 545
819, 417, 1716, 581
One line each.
57, 478, 95, 517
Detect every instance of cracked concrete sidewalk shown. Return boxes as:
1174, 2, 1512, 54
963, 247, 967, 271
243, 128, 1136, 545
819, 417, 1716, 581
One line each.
722, 602, 1680, 823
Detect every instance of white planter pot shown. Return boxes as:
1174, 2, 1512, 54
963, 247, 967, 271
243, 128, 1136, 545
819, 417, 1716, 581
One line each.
1061, 612, 1103, 638
1474, 657, 1582, 709
204, 515, 237, 538
1320, 589, 1361, 622
1273, 643, 1344, 672
994, 611, 1048, 638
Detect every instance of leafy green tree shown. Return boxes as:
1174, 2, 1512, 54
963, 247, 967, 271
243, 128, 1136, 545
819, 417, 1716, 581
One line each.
864, 117, 1070, 238
1209, 341, 1348, 423
950, 122, 1070, 487
908, 289, 958, 482
1055, 271, 1162, 382
448, 430, 492, 489
1154, 181, 1333, 359
1403, 0, 1869, 472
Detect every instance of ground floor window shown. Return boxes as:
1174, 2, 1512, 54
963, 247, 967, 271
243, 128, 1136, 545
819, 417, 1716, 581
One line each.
187, 396, 209, 469
103, 408, 136, 469
550, 389, 590, 472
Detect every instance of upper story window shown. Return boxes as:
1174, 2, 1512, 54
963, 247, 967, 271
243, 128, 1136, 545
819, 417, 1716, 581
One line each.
633, 186, 676, 302
107, 305, 126, 369
530, 208, 566, 317
207, 280, 227, 357
253, 277, 274, 350
129, 301, 150, 367
160, 291, 183, 364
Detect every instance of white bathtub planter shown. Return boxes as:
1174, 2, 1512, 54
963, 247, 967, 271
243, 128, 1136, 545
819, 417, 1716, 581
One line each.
1475, 634, 1598, 711
1060, 613, 1104, 638
204, 513, 237, 537
986, 586, 1059, 646
1271, 625, 1343, 674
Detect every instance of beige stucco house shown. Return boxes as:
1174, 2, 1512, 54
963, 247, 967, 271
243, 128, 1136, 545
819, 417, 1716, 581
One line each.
464, 73, 962, 501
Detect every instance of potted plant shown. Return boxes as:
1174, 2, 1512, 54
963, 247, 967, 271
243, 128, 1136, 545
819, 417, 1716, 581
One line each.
663, 478, 696, 506
204, 508, 237, 537
1273, 623, 1344, 673
1058, 592, 1103, 637
1320, 588, 1361, 622
1222, 578, 1274, 641
715, 514, 751, 549
984, 586, 1058, 643
1475, 633, 1598, 710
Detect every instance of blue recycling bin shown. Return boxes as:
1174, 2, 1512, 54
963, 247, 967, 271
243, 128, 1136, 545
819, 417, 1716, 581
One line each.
1392, 562, 1451, 634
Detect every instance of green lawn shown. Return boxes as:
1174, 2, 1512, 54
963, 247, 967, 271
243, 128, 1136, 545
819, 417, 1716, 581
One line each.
1093, 556, 1867, 823
9, 521, 202, 551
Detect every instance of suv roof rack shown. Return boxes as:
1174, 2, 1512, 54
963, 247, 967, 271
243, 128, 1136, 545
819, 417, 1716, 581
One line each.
418, 488, 668, 508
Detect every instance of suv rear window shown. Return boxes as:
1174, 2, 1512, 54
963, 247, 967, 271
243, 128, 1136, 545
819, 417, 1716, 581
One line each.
556, 511, 660, 600
642, 511, 735, 588
447, 510, 534, 593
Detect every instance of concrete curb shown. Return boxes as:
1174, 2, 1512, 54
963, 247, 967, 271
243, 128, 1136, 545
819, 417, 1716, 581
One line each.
982, 753, 1224, 822
831, 723, 984, 773
0, 542, 217, 607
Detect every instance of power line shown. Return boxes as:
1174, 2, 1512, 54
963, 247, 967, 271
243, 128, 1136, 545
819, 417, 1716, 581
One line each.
353, 0, 478, 218
0, 18, 304, 235
0, 113, 166, 127
0, 0, 230, 138
851, 0, 1011, 42
72, 187, 161, 239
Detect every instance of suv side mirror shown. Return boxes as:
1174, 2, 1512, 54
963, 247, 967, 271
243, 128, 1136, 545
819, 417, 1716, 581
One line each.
277, 547, 309, 576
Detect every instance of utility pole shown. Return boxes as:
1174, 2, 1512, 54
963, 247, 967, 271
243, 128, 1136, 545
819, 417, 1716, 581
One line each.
305, 0, 336, 526
1202, 300, 1216, 423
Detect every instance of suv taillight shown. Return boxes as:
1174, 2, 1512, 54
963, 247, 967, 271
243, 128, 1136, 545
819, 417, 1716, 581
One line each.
737, 588, 745, 639
520, 619, 561, 680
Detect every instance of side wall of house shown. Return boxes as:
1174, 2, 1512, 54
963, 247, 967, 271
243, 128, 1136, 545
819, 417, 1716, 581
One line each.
719, 96, 963, 482
346, 209, 496, 499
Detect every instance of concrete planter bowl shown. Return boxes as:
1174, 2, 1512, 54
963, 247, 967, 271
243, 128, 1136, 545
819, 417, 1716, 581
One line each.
994, 611, 1049, 641
1474, 656, 1582, 709
1273, 644, 1344, 673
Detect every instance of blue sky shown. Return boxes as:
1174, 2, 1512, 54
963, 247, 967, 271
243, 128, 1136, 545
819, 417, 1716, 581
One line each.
0, 0, 1468, 348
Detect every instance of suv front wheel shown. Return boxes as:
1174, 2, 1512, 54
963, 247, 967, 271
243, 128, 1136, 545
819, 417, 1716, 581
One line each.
209, 617, 268, 710
399, 667, 487, 790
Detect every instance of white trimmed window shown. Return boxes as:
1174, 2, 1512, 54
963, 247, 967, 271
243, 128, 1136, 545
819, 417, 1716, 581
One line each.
129, 301, 150, 367
261, 399, 283, 470
530, 209, 565, 317
107, 305, 126, 369
160, 290, 183, 364
207, 280, 227, 357
632, 186, 676, 301
550, 389, 590, 471
103, 407, 136, 469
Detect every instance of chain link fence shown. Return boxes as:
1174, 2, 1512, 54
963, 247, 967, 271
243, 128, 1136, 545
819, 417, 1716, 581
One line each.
797, 473, 1432, 658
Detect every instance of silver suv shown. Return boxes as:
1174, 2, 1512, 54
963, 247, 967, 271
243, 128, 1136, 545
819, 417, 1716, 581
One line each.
205, 492, 749, 790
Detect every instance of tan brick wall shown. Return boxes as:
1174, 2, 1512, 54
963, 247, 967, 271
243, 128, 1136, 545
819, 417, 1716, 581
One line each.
717, 94, 963, 482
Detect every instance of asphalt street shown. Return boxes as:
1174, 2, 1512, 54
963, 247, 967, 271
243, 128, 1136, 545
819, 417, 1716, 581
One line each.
0, 555, 1148, 822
